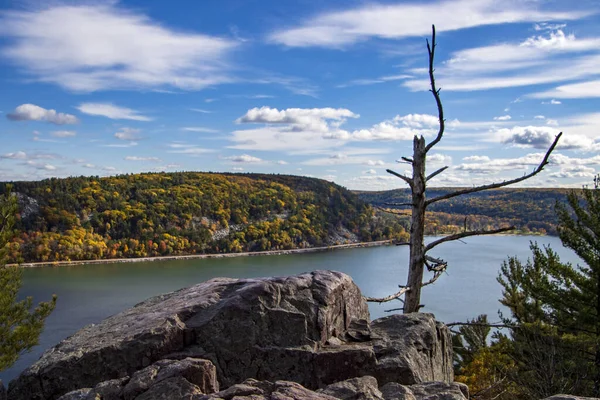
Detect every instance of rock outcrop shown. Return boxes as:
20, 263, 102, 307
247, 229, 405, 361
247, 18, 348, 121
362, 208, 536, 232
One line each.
9, 270, 459, 400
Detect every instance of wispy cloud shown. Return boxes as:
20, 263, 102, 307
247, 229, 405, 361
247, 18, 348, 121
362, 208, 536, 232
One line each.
50, 130, 76, 138
270, 0, 590, 48
0, 3, 238, 91
77, 103, 152, 121
404, 29, 600, 92
181, 127, 219, 133
114, 127, 141, 141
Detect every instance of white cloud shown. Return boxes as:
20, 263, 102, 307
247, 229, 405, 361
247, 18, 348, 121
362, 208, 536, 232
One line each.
494, 115, 511, 121
549, 165, 596, 179
237, 106, 358, 126
531, 80, 600, 99
190, 108, 213, 113
167, 143, 213, 155
6, 104, 78, 124
114, 128, 141, 141
182, 127, 219, 133
125, 156, 161, 162
364, 169, 377, 174
77, 103, 152, 121
269, 0, 589, 48
225, 154, 263, 163
542, 99, 562, 105
534, 115, 546, 119
427, 153, 452, 164
495, 126, 592, 150
365, 160, 385, 166
276, 160, 288, 165
0, 151, 27, 159
393, 113, 439, 128
0, 4, 237, 91
232, 167, 244, 171
463, 155, 490, 162
51, 130, 76, 137
404, 29, 600, 92
337, 74, 412, 88
546, 119, 559, 126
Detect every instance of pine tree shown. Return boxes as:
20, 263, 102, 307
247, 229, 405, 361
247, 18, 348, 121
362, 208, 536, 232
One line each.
0, 188, 56, 372
497, 175, 600, 397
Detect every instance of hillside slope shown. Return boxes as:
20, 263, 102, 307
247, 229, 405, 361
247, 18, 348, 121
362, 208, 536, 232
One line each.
1, 173, 406, 263
357, 187, 572, 235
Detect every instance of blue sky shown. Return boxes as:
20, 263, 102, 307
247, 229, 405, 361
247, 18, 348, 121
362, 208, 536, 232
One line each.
0, 0, 599, 190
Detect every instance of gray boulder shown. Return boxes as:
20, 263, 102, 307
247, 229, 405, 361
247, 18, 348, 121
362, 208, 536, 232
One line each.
9, 271, 368, 399
55, 389, 93, 400
197, 378, 339, 400
318, 376, 384, 399
408, 382, 468, 399
543, 396, 600, 400
369, 314, 453, 385
379, 382, 416, 400
122, 358, 217, 399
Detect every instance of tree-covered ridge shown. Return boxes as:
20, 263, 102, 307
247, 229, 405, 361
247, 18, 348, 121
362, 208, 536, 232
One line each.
357, 187, 573, 235
0, 172, 407, 263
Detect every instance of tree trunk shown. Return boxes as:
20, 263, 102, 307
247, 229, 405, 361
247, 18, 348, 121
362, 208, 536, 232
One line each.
404, 136, 427, 313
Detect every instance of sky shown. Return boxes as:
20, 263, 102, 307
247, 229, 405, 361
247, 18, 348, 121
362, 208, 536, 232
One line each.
0, 0, 599, 191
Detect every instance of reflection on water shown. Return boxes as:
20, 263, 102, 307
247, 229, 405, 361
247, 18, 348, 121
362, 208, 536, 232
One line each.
1, 235, 580, 384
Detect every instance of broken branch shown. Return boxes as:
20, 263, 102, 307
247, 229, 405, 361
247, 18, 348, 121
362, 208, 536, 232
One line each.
386, 169, 413, 187
426, 133, 562, 206
426, 166, 448, 182
365, 287, 410, 303
424, 226, 515, 253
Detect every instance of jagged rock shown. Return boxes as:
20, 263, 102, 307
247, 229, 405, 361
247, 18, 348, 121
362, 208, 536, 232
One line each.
408, 382, 468, 399
369, 314, 453, 385
318, 376, 384, 399
9, 271, 369, 399
379, 382, 416, 400
197, 379, 339, 400
90, 377, 129, 400
543, 396, 600, 400
133, 377, 203, 400
122, 358, 217, 399
9, 271, 456, 400
55, 389, 93, 400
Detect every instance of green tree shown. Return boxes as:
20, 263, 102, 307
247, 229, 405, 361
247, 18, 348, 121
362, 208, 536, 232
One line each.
0, 188, 56, 372
496, 175, 600, 397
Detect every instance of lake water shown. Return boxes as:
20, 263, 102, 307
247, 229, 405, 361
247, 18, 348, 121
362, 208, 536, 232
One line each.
0, 235, 582, 384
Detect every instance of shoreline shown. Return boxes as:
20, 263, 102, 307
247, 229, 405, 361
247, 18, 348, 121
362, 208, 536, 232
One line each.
12, 240, 393, 268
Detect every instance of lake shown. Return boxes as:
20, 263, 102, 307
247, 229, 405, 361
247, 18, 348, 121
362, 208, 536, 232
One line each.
0, 235, 582, 384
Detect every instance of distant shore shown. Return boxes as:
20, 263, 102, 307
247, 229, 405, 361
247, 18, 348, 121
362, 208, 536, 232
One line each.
13, 240, 393, 268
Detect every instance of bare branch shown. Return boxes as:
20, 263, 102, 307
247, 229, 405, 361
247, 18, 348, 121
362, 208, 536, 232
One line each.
401, 157, 414, 164
384, 307, 403, 313
424, 25, 445, 154
426, 166, 448, 182
426, 132, 562, 206
386, 169, 413, 187
421, 270, 445, 287
365, 287, 410, 303
425, 226, 515, 253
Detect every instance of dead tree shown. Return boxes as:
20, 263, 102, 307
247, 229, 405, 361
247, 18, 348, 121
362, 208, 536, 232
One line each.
366, 25, 562, 314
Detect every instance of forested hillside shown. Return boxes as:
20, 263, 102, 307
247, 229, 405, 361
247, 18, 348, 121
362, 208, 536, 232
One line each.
357, 187, 572, 236
1, 172, 407, 263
